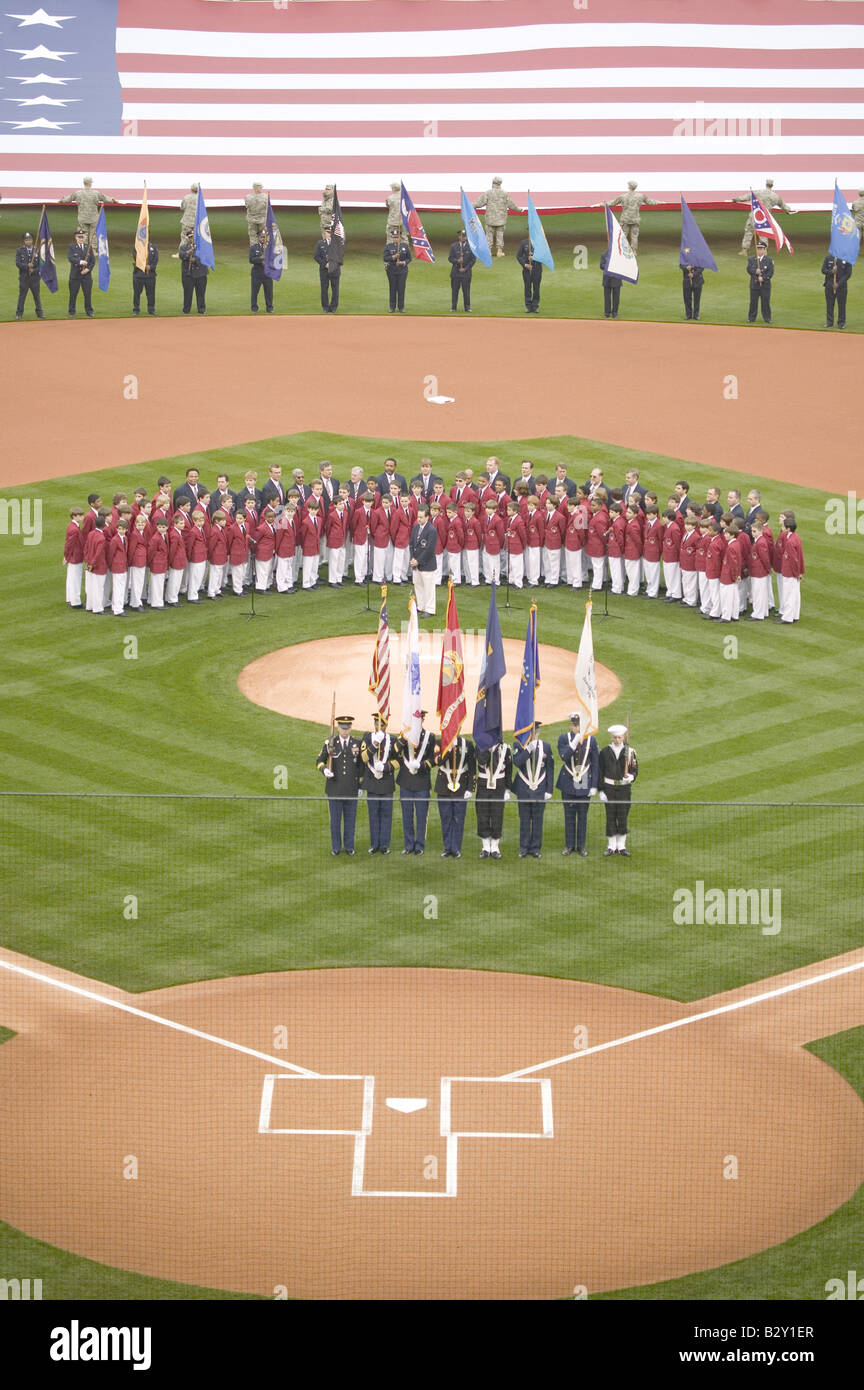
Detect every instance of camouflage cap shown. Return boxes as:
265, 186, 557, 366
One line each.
492, 176, 503, 185
390, 181, 400, 190
628, 180, 637, 189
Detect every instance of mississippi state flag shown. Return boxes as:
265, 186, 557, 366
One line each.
400, 182, 434, 262
751, 192, 794, 256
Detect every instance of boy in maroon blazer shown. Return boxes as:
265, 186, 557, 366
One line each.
504, 500, 526, 588
300, 499, 324, 589
349, 491, 374, 585
253, 506, 277, 591
107, 518, 130, 616
127, 512, 150, 610
64, 506, 85, 607
607, 501, 627, 595
624, 502, 643, 596
184, 509, 209, 601
444, 501, 466, 584
585, 495, 609, 592
462, 500, 483, 586
147, 518, 170, 608
661, 509, 683, 601
524, 495, 545, 587
542, 495, 564, 586
679, 514, 700, 607
642, 504, 663, 597
719, 521, 743, 622
165, 513, 188, 605
226, 507, 250, 596
83, 514, 108, 612
481, 498, 505, 584
206, 510, 229, 598
776, 512, 805, 624
747, 517, 773, 620
325, 496, 349, 586
389, 493, 413, 583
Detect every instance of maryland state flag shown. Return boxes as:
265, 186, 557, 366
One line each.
134, 184, 150, 271
436, 581, 467, 757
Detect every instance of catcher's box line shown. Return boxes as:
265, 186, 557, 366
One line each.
0, 957, 319, 1077
499, 956, 864, 1080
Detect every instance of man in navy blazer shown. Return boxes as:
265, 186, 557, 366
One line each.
622, 469, 647, 512
375, 457, 408, 498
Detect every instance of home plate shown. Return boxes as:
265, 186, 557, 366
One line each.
386, 1097, 428, 1113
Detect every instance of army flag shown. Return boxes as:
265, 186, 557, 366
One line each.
369, 591, 391, 720
194, 184, 215, 268
513, 603, 540, 749
264, 197, 284, 280
95, 206, 110, 292
572, 601, 599, 738
436, 582, 467, 757
473, 583, 507, 751
37, 205, 57, 293
603, 205, 639, 283
750, 192, 794, 255
829, 181, 859, 266
134, 184, 150, 272
400, 594, 423, 745
679, 196, 717, 272
400, 182, 434, 262
526, 193, 554, 271
460, 187, 492, 267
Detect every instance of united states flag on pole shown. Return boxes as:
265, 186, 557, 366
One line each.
1, 1, 861, 209
369, 590, 391, 721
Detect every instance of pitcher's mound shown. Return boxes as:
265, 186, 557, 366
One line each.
238, 634, 621, 728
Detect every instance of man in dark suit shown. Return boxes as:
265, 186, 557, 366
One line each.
514, 460, 536, 496
704, 487, 724, 522
347, 468, 369, 502
209, 474, 236, 516
291, 469, 312, 504
317, 461, 340, 513
317, 715, 362, 855
555, 463, 579, 498
673, 479, 694, 518
744, 489, 762, 534
410, 459, 443, 501
484, 456, 511, 494
727, 489, 746, 521
622, 469, 647, 512
173, 468, 205, 511
409, 504, 438, 616
375, 457, 408, 498
259, 464, 287, 512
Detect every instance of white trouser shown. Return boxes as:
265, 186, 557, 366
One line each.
697, 572, 709, 608
412, 569, 436, 614
111, 571, 128, 615
525, 547, 541, 584
148, 572, 166, 608
506, 553, 524, 588
779, 575, 800, 622
719, 582, 738, 621
482, 548, 499, 583
232, 563, 246, 596
302, 554, 320, 588
609, 556, 625, 594
85, 571, 104, 612
435, 553, 444, 584
681, 570, 699, 605
590, 555, 606, 590
643, 558, 660, 598
65, 561, 83, 605
775, 573, 784, 610
447, 552, 462, 583
328, 546, 346, 584
275, 555, 295, 591
542, 549, 561, 585
372, 544, 392, 583
737, 577, 749, 613
187, 559, 206, 600
707, 576, 721, 618
565, 550, 584, 587
663, 559, 681, 599
392, 545, 410, 582
166, 568, 185, 603
128, 566, 146, 607
464, 549, 480, 585
353, 541, 369, 583
208, 563, 226, 597
255, 557, 274, 591
750, 574, 770, 619
625, 557, 642, 595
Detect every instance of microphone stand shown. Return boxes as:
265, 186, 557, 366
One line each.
593, 576, 623, 622
244, 534, 268, 621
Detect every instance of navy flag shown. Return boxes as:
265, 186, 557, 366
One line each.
473, 582, 507, 750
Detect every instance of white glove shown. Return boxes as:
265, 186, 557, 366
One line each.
371, 732, 384, 746
323, 768, 334, 779
588, 788, 597, 798
503, 790, 511, 801
622, 774, 633, 784
599, 792, 607, 803
463, 790, 472, 800
373, 759, 384, 774
544, 792, 552, 801
408, 759, 420, 774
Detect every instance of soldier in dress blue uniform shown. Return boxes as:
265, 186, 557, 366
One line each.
360, 712, 400, 854
512, 722, 555, 858
15, 233, 43, 320
383, 232, 411, 313
556, 713, 599, 856
597, 723, 639, 856
67, 229, 95, 317
395, 712, 436, 854
435, 734, 475, 858
249, 230, 274, 314
317, 714, 362, 855
132, 241, 159, 316
475, 741, 512, 859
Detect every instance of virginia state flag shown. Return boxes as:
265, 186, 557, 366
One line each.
513, 604, 540, 748
473, 583, 507, 750
830, 181, 859, 265
134, 184, 149, 272
460, 188, 492, 267
604, 205, 639, 283
264, 197, 284, 280
527, 193, 554, 270
679, 196, 717, 272
95, 205, 110, 292
194, 185, 215, 268
37, 205, 57, 293
400, 182, 434, 262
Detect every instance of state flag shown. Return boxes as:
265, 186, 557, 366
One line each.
513, 604, 540, 749
829, 181, 859, 266
604, 205, 639, 283
679, 196, 717, 272
400, 182, 434, 262
526, 193, 554, 271
264, 197, 284, 280
460, 187, 492, 267
37, 205, 57, 293
473, 583, 506, 751
95, 205, 110, 292
194, 185, 215, 268
134, 184, 150, 272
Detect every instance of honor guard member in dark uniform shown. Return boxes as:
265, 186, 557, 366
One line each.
360, 712, 400, 853
516, 237, 542, 313
556, 713, 599, 856
382, 231, 411, 313
435, 734, 475, 858
681, 260, 704, 321
395, 712, 436, 854
448, 229, 476, 313
67, 229, 95, 317
15, 233, 43, 319
512, 722, 555, 858
313, 224, 343, 313
179, 233, 208, 315
132, 240, 159, 316
599, 248, 622, 319
746, 239, 774, 324
597, 723, 638, 856
249, 230, 275, 314
822, 252, 852, 329
318, 714, 362, 855
475, 741, 512, 859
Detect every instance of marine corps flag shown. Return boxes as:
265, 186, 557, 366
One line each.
514, 603, 540, 748
369, 590, 391, 720
134, 184, 150, 272
37, 205, 57, 293
436, 582, 467, 757
572, 601, 599, 738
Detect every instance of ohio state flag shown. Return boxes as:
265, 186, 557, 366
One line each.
436, 582, 466, 757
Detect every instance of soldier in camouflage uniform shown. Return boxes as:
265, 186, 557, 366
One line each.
245, 182, 268, 243
385, 182, 404, 241
58, 177, 117, 253
318, 184, 336, 236
608, 181, 657, 253
473, 177, 521, 256
179, 184, 199, 242
850, 189, 864, 243
733, 179, 795, 254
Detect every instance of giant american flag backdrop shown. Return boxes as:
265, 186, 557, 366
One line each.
1, 0, 862, 209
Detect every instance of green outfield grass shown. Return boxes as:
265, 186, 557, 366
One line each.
1, 428, 862, 1300
0, 205, 852, 331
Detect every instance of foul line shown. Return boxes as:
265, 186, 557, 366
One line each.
0, 957, 320, 1077
499, 957, 864, 1080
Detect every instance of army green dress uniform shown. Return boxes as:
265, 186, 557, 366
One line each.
318, 185, 336, 236
851, 191, 864, 244
180, 186, 198, 240
385, 182, 404, 241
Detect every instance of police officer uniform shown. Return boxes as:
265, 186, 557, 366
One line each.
15, 235, 43, 319
360, 715, 400, 853
516, 237, 542, 312
448, 233, 476, 312
556, 717, 599, 855
132, 243, 159, 315
435, 737, 476, 857
67, 233, 95, 316
600, 249, 622, 319
179, 235, 208, 314
314, 232, 343, 312
821, 254, 852, 328
597, 724, 638, 855
317, 716, 362, 854
681, 263, 703, 321
475, 742, 512, 858
383, 235, 410, 312
249, 234, 274, 313
746, 242, 774, 324
395, 718, 435, 853
512, 725, 554, 858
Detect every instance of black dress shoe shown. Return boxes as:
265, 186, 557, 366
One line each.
368, 847, 378, 854
440, 850, 451, 858
619, 848, 631, 857
331, 849, 341, 856
577, 849, 588, 857
414, 848, 424, 856
401, 848, 413, 855
345, 849, 355, 855
453, 851, 461, 859
491, 850, 501, 859
604, 848, 617, 856
561, 848, 573, 856
531, 851, 541, 859
518, 851, 528, 859
380, 848, 390, 855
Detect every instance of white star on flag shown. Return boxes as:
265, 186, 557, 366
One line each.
5, 114, 76, 127
8, 94, 78, 105
6, 43, 75, 59
14, 71, 76, 83
6, 9, 74, 25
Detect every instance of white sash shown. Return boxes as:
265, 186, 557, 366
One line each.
445, 740, 468, 791
518, 743, 547, 791
480, 744, 509, 788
